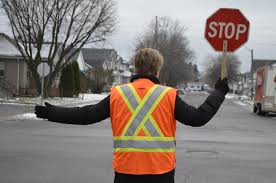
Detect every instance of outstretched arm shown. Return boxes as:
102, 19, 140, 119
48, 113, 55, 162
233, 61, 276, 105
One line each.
35, 96, 110, 125
175, 78, 229, 127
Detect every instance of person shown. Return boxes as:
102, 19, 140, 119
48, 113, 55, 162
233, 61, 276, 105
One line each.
35, 48, 229, 183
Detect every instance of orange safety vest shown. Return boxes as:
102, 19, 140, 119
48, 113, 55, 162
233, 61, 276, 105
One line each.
110, 78, 177, 175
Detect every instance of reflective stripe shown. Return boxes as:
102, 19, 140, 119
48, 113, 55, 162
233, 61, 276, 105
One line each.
114, 84, 175, 153
120, 85, 139, 110
114, 148, 175, 153
133, 87, 171, 136
144, 119, 160, 137
127, 84, 165, 137
125, 86, 167, 136
118, 84, 164, 137
114, 136, 175, 141
114, 140, 175, 149
120, 85, 158, 136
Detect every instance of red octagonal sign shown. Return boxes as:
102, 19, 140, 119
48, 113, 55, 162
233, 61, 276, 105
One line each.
205, 8, 250, 52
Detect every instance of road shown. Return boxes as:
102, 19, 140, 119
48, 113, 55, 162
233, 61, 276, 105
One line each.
0, 92, 276, 183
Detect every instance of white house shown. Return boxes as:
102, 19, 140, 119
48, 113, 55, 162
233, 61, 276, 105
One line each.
0, 33, 87, 97
81, 48, 132, 86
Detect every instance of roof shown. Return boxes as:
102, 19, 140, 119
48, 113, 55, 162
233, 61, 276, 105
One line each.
0, 33, 60, 60
252, 59, 276, 72
0, 33, 22, 57
64, 48, 80, 61
81, 48, 117, 67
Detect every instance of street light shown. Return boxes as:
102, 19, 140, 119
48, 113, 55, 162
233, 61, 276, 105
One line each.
245, 46, 254, 99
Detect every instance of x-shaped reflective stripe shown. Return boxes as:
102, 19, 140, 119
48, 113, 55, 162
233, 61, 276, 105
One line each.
116, 84, 170, 137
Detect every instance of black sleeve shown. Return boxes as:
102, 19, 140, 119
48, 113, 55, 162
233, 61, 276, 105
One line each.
47, 96, 110, 125
175, 90, 225, 127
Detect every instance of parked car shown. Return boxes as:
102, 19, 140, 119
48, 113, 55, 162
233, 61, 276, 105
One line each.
186, 82, 202, 92
176, 89, 185, 95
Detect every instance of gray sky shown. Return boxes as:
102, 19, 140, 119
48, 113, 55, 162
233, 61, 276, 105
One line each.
106, 0, 276, 73
1, 0, 276, 73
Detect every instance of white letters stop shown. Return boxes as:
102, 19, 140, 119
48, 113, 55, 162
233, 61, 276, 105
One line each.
208, 22, 247, 40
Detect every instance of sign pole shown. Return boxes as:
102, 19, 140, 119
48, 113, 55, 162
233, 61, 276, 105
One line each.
41, 63, 45, 105
221, 40, 228, 80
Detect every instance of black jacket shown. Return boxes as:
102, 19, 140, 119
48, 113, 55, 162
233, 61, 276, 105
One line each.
47, 76, 225, 127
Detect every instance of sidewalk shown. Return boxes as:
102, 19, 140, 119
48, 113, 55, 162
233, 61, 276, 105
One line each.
0, 93, 108, 106
0, 93, 108, 121
225, 93, 254, 110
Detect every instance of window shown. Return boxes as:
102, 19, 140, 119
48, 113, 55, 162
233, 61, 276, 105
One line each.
0, 61, 5, 78
27, 69, 32, 78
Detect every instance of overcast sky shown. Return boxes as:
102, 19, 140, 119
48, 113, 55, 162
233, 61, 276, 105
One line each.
1, 0, 276, 73
106, 0, 276, 73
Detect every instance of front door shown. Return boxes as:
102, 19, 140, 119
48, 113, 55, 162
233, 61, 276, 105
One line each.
0, 61, 5, 78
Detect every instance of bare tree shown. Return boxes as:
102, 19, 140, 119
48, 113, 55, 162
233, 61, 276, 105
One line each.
134, 17, 195, 87
1, 0, 117, 96
89, 66, 113, 93
204, 54, 241, 87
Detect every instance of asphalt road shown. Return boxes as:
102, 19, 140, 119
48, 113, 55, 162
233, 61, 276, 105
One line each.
0, 93, 276, 183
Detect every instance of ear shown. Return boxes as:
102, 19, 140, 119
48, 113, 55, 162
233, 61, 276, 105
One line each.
156, 71, 160, 77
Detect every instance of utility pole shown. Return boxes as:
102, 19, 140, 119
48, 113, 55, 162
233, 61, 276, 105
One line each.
154, 16, 158, 48
251, 49, 254, 99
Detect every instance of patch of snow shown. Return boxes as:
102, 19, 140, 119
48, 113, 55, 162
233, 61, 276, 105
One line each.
239, 95, 250, 101
13, 113, 43, 120
225, 94, 235, 99
1, 93, 108, 106
234, 101, 247, 106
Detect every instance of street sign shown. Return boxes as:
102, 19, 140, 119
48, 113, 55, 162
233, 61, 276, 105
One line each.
37, 62, 50, 77
37, 62, 50, 104
205, 8, 250, 52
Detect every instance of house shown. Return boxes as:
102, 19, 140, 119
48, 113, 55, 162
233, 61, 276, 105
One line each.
234, 59, 276, 96
112, 57, 132, 85
0, 33, 87, 97
81, 48, 132, 86
235, 72, 252, 95
0, 33, 35, 97
65, 48, 87, 73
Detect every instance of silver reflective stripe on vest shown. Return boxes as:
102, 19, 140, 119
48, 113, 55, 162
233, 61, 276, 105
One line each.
124, 86, 166, 136
120, 85, 139, 110
114, 140, 175, 149
144, 119, 159, 137
115, 84, 176, 152
119, 84, 160, 137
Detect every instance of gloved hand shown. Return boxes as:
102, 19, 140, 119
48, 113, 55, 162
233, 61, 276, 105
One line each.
35, 102, 53, 119
215, 78, 230, 95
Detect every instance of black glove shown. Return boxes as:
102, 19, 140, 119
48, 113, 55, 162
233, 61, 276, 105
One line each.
35, 102, 53, 119
215, 78, 230, 95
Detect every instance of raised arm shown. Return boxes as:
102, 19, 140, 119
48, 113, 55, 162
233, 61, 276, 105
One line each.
175, 78, 229, 127
35, 96, 110, 125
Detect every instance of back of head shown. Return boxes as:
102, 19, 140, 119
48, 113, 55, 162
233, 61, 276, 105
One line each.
133, 48, 164, 76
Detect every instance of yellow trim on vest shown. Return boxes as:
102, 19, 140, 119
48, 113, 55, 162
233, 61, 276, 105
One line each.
114, 148, 176, 153
120, 85, 158, 136
127, 84, 165, 137
114, 84, 175, 153
133, 87, 171, 136
141, 126, 151, 137
114, 136, 175, 141
115, 86, 134, 113
127, 84, 142, 103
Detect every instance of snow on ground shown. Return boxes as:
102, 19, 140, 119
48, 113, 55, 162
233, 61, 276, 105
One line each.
13, 113, 43, 120
0, 93, 108, 106
225, 93, 238, 99
233, 101, 247, 106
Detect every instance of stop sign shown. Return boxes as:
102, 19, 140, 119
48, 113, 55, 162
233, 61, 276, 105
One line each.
205, 8, 250, 52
